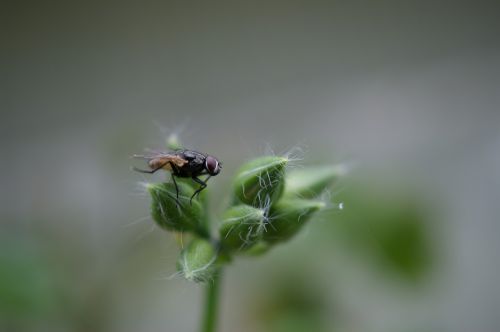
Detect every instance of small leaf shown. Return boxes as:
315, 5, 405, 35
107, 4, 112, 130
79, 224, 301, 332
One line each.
148, 180, 208, 237
285, 165, 347, 198
177, 238, 217, 283
219, 205, 267, 252
263, 199, 324, 244
232, 156, 287, 207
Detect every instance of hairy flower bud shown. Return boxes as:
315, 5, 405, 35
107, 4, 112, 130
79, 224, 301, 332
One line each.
285, 165, 347, 198
166, 133, 182, 150
263, 199, 324, 244
232, 156, 287, 207
219, 205, 267, 252
243, 241, 270, 256
177, 238, 217, 283
148, 181, 208, 237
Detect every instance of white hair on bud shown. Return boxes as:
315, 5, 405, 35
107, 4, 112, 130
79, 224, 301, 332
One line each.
316, 189, 344, 216
261, 142, 307, 170
128, 181, 152, 198
178, 250, 218, 283
123, 215, 152, 228
281, 144, 307, 169
152, 119, 195, 151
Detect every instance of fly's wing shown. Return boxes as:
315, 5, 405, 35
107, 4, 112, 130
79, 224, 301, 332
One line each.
132, 152, 188, 171
132, 149, 171, 160
161, 155, 188, 169
148, 154, 188, 171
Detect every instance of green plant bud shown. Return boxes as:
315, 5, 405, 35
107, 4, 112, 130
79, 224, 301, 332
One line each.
148, 180, 208, 237
219, 205, 267, 252
232, 156, 288, 207
285, 165, 347, 198
166, 133, 182, 150
263, 199, 324, 244
242, 241, 271, 256
177, 238, 218, 283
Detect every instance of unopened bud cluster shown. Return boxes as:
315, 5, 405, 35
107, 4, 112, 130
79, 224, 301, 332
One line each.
220, 159, 338, 255
146, 148, 343, 283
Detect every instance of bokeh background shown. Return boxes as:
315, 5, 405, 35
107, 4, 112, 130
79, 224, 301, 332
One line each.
2, 1, 500, 331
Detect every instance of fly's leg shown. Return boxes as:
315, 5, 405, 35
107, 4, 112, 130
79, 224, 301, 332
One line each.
168, 162, 182, 207
190, 176, 211, 205
170, 174, 181, 208
133, 161, 182, 207
132, 163, 166, 174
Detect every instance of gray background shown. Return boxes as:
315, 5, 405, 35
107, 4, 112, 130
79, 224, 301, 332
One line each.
2, 1, 499, 331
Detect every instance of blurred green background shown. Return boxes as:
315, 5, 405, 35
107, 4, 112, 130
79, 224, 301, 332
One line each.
2, 1, 499, 331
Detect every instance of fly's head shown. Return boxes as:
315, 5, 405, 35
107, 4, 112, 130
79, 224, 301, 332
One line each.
205, 155, 222, 176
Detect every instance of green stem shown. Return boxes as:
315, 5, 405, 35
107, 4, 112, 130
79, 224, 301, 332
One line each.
201, 269, 222, 332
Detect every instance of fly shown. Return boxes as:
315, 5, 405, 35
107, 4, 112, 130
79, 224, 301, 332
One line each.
133, 149, 222, 205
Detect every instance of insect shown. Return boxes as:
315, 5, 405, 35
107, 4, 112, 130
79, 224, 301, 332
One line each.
133, 149, 222, 205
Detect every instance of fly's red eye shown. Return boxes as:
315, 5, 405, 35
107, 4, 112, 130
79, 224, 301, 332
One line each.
205, 156, 220, 176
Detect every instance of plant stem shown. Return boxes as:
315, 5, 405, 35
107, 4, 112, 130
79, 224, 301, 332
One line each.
201, 269, 222, 332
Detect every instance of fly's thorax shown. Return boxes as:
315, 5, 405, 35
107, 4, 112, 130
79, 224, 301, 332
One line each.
183, 159, 206, 176
180, 150, 207, 160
